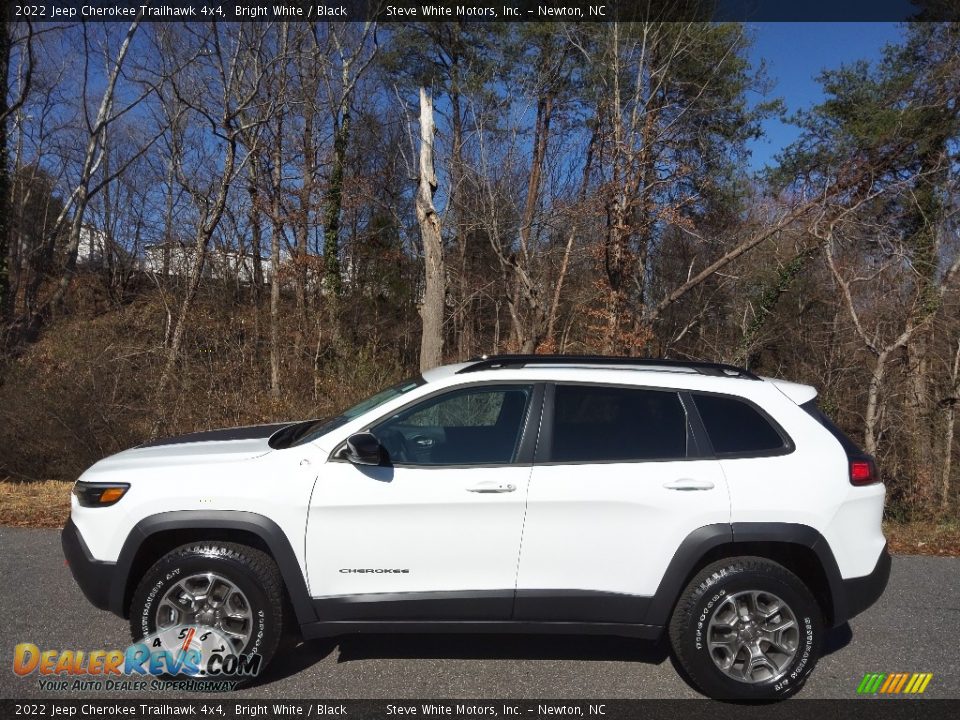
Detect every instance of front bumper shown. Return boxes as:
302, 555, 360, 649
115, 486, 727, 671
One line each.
61, 518, 117, 613
841, 542, 891, 621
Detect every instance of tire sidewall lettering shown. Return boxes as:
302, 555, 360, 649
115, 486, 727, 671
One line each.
134, 554, 273, 656
694, 588, 726, 651
676, 562, 823, 700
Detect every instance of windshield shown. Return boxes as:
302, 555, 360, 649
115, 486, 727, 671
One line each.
279, 376, 426, 448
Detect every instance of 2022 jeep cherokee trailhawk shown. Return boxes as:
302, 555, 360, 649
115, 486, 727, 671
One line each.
62, 355, 890, 700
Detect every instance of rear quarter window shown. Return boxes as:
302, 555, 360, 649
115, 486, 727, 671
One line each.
800, 399, 864, 456
693, 393, 789, 456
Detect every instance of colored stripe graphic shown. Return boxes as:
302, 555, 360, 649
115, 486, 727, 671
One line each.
858, 672, 933, 694
857, 673, 885, 693
905, 673, 933, 694
893, 673, 909, 693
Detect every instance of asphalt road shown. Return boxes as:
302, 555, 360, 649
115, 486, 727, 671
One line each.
1, 526, 957, 700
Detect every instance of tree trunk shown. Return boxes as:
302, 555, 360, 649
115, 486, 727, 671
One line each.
863, 348, 891, 457
323, 114, 348, 297
0, 19, 11, 327
905, 330, 935, 505
512, 91, 553, 352
46, 20, 140, 321
152, 133, 238, 438
161, 139, 178, 283
941, 341, 960, 511
449, 91, 471, 360
295, 102, 315, 350
246, 158, 263, 350
545, 126, 596, 347
416, 87, 444, 372
269, 126, 283, 400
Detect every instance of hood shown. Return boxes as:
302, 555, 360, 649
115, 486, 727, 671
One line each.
84, 423, 292, 476
137, 422, 292, 449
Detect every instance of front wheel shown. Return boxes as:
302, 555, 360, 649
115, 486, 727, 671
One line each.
668, 556, 823, 700
128, 542, 285, 684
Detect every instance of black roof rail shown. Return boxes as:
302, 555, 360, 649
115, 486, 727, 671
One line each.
456, 354, 760, 380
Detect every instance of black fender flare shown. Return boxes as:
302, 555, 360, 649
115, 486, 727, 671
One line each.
643, 522, 848, 627
110, 510, 317, 627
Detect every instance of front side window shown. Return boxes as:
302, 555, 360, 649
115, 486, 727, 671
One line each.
371, 385, 533, 466
549, 385, 688, 463
693, 393, 787, 456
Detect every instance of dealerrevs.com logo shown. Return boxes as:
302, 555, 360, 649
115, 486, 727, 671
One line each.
12, 625, 261, 692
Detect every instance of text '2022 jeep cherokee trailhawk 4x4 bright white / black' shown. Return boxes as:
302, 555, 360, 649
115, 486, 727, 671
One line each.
62, 355, 890, 700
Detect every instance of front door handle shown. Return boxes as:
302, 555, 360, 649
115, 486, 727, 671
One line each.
466, 482, 517, 493
663, 478, 715, 491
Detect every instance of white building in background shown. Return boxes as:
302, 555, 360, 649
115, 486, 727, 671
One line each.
76, 226, 108, 265
77, 224, 332, 291
142, 242, 276, 285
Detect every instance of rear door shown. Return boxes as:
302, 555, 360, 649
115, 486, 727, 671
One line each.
515, 383, 729, 623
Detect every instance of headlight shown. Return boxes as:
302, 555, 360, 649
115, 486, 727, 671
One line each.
73, 482, 130, 507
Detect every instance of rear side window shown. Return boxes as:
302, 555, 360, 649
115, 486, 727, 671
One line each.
693, 393, 787, 456
549, 385, 688, 463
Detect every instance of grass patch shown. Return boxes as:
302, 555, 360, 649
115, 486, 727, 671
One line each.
1, 479, 959, 556
0, 479, 72, 528
884, 518, 960, 557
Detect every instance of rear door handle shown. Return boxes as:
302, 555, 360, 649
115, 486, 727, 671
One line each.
467, 482, 517, 493
663, 478, 715, 491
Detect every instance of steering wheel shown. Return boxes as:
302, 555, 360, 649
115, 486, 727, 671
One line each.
376, 428, 410, 463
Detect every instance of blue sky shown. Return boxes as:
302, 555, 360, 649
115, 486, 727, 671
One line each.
746, 22, 906, 170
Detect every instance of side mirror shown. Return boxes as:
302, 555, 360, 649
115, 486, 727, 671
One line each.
344, 432, 382, 466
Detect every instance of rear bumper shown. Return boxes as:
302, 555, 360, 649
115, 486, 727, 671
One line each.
840, 543, 891, 622
61, 518, 117, 613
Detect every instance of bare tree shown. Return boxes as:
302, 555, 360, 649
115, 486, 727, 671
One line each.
822, 197, 960, 458
416, 87, 443, 371
0, 18, 34, 327
44, 20, 152, 322
319, 22, 377, 297
942, 339, 960, 510
151, 23, 272, 434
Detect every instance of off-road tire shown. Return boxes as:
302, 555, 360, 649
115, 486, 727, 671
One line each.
668, 556, 823, 700
128, 542, 285, 681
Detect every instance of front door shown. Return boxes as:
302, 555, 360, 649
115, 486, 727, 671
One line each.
306, 383, 540, 621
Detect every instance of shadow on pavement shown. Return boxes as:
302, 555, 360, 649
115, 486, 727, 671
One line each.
243, 639, 338, 688
822, 622, 853, 656
334, 633, 671, 664
241, 623, 852, 689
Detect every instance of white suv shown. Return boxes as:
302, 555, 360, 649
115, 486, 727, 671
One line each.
63, 355, 890, 699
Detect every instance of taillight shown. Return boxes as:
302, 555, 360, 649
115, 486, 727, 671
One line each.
849, 458, 878, 486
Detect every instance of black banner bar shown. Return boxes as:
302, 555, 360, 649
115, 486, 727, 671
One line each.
8, 0, 960, 24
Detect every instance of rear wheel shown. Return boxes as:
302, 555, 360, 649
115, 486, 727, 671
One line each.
668, 556, 823, 700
